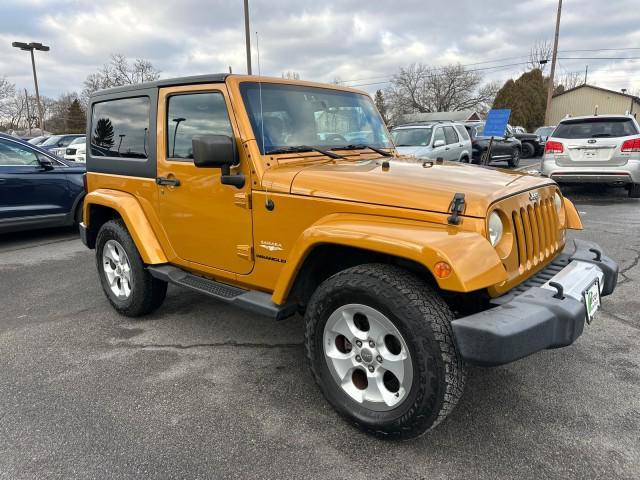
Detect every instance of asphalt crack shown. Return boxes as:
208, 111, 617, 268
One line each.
124, 341, 303, 350
618, 248, 640, 285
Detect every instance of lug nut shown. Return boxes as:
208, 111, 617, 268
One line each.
368, 365, 375, 373
355, 355, 362, 363
356, 340, 362, 347
376, 355, 383, 363
369, 340, 375, 348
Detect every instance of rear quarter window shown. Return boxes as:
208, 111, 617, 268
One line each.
455, 125, 470, 141
91, 97, 150, 158
554, 118, 638, 139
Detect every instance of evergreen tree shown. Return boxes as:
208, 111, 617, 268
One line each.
66, 99, 86, 133
374, 90, 388, 124
493, 69, 546, 131
93, 118, 114, 149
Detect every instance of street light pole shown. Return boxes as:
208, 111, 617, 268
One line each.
244, 0, 252, 75
12, 41, 49, 136
544, 0, 562, 125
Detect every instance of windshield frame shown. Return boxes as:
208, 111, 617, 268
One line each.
239, 81, 393, 155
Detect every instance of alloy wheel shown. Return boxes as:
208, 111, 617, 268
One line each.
102, 239, 133, 300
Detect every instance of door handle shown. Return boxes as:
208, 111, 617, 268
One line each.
155, 176, 181, 187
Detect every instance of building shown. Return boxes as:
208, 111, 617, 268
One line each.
549, 84, 640, 124
398, 110, 483, 124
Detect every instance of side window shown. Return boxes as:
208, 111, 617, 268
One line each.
0, 139, 40, 166
455, 125, 470, 141
91, 97, 150, 158
433, 128, 445, 145
444, 126, 459, 145
167, 92, 233, 160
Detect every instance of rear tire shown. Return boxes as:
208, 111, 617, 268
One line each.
304, 264, 466, 439
96, 219, 167, 317
508, 147, 521, 168
629, 183, 640, 198
460, 156, 470, 163
521, 142, 535, 159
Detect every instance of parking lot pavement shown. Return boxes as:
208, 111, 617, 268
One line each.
0, 187, 638, 480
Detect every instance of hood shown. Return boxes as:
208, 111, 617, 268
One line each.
395, 146, 431, 157
514, 133, 538, 140
264, 159, 554, 218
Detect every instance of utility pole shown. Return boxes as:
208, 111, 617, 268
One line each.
544, 0, 562, 125
12, 41, 49, 136
24, 89, 32, 136
584, 64, 588, 85
243, 0, 252, 75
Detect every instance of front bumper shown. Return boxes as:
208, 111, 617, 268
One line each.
451, 239, 618, 366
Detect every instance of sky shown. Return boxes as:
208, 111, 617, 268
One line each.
1, 0, 639, 99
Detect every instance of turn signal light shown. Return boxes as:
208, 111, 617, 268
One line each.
621, 138, 640, 152
545, 141, 564, 154
434, 262, 452, 279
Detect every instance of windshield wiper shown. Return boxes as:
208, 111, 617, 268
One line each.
265, 145, 344, 159
331, 144, 393, 157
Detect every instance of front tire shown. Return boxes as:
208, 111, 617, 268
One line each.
508, 147, 521, 168
96, 219, 167, 317
304, 264, 466, 439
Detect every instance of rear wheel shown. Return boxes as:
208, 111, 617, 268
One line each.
96, 219, 167, 317
304, 264, 466, 439
460, 156, 470, 163
508, 147, 521, 168
629, 183, 640, 198
521, 142, 535, 159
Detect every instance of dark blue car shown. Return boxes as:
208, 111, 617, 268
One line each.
0, 133, 85, 233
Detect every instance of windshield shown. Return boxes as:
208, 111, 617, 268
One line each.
553, 118, 638, 139
41, 135, 63, 146
240, 82, 392, 154
69, 137, 86, 145
535, 127, 555, 137
392, 128, 433, 146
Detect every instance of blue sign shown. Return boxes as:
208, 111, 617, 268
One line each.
483, 109, 511, 137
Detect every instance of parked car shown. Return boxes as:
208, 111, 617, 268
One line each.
64, 136, 87, 163
0, 132, 86, 233
27, 135, 50, 146
507, 125, 543, 158
534, 125, 557, 152
391, 121, 472, 162
80, 74, 617, 439
541, 114, 640, 197
464, 122, 522, 167
39, 134, 85, 156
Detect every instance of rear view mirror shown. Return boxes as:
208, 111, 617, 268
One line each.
433, 139, 445, 148
192, 134, 244, 188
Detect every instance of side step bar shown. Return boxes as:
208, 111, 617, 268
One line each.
147, 265, 297, 320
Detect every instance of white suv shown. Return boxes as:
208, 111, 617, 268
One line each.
391, 122, 473, 162
541, 115, 640, 198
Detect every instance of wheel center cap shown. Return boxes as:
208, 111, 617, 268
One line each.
360, 348, 374, 364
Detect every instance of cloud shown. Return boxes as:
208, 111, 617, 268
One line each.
0, 0, 638, 98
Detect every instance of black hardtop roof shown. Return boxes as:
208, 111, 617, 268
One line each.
91, 73, 229, 98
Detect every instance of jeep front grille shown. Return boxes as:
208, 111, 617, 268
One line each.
511, 195, 561, 272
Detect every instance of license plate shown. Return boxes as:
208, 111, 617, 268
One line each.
583, 149, 598, 159
583, 279, 601, 324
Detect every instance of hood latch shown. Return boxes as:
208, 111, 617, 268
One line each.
447, 193, 466, 225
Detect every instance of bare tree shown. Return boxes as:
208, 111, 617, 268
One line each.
384, 63, 499, 123
281, 71, 301, 80
528, 40, 553, 72
82, 54, 161, 104
555, 71, 583, 91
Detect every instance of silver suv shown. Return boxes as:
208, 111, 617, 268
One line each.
541, 115, 640, 198
391, 121, 472, 162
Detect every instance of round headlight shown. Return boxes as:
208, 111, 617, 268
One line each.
554, 192, 563, 211
488, 211, 504, 246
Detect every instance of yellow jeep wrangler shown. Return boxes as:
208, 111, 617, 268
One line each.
80, 74, 618, 438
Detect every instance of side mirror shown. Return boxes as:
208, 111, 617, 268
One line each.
192, 134, 244, 188
38, 155, 54, 170
433, 139, 445, 148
